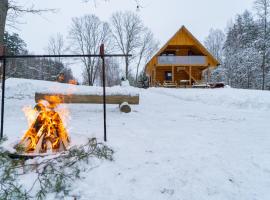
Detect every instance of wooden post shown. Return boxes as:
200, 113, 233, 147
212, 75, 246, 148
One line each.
207, 67, 211, 83
189, 66, 191, 86
154, 68, 157, 85
0, 46, 4, 56
172, 66, 175, 83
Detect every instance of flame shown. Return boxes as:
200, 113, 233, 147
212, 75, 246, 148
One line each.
44, 95, 63, 108
55, 104, 70, 127
19, 96, 70, 154
68, 79, 77, 85
22, 106, 38, 127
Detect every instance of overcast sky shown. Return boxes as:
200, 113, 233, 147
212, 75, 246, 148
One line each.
11, 0, 255, 80
13, 0, 255, 53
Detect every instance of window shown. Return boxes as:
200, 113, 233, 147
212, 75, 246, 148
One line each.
165, 71, 172, 81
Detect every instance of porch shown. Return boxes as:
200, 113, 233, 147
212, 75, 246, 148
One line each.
151, 65, 210, 87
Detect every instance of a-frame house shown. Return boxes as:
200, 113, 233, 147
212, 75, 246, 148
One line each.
145, 26, 220, 87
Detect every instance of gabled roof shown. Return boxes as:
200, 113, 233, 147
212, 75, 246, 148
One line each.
145, 26, 220, 72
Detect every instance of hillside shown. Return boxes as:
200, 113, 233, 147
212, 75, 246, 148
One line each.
2, 78, 270, 200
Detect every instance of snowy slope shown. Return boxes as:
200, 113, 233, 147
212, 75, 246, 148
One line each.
2, 78, 270, 200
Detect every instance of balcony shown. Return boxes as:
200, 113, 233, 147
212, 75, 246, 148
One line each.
158, 56, 207, 66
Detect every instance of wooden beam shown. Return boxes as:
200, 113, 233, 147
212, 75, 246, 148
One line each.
151, 70, 154, 86
189, 66, 191, 85
185, 67, 197, 84
207, 68, 211, 83
172, 66, 175, 82
35, 93, 140, 105
154, 67, 157, 83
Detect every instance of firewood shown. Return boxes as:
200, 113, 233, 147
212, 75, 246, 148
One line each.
46, 140, 52, 152
34, 133, 45, 154
119, 102, 131, 113
18, 99, 70, 154
35, 93, 140, 105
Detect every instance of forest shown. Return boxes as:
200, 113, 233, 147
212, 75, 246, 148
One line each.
205, 0, 270, 90
0, 0, 158, 86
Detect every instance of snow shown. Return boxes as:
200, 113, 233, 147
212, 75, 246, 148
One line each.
120, 80, 130, 87
2, 78, 270, 200
5, 78, 139, 98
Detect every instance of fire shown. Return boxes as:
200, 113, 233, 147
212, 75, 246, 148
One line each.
22, 105, 38, 127
18, 96, 70, 154
68, 79, 77, 85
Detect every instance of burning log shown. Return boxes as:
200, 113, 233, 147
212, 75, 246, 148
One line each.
18, 98, 70, 154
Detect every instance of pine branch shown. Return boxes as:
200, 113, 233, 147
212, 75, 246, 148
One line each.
0, 137, 113, 200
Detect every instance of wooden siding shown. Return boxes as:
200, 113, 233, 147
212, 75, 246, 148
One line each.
145, 26, 220, 81
154, 66, 203, 84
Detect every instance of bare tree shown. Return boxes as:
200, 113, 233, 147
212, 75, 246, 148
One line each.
46, 33, 66, 63
135, 28, 158, 84
254, 0, 270, 90
0, 0, 141, 48
204, 28, 225, 62
106, 58, 121, 86
0, 0, 55, 48
69, 15, 111, 86
96, 57, 121, 86
110, 11, 144, 80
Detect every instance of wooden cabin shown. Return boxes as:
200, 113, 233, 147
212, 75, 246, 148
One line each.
145, 26, 220, 87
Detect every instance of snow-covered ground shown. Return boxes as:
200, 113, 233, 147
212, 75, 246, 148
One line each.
2, 78, 270, 200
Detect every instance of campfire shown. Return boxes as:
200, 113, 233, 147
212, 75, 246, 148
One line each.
17, 96, 70, 154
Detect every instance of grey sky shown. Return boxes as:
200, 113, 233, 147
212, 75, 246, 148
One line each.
13, 0, 255, 53
11, 0, 255, 80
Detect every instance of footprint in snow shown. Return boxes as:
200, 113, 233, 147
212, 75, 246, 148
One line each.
145, 150, 153, 153
160, 188, 175, 196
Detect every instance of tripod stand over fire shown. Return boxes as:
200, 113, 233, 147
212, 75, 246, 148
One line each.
18, 96, 70, 154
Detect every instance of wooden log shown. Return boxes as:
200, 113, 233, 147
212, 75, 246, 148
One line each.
119, 102, 131, 113
8, 152, 48, 160
35, 93, 139, 105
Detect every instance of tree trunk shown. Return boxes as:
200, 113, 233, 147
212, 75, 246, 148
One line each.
262, 49, 266, 90
135, 53, 143, 86
247, 68, 250, 89
262, 58, 265, 90
262, 5, 267, 90
135, 65, 139, 85
125, 57, 128, 80
87, 70, 92, 86
0, 0, 8, 47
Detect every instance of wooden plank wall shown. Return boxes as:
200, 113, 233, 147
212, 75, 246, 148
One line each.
155, 66, 202, 84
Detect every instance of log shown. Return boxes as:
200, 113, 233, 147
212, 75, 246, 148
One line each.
35, 93, 139, 105
119, 102, 131, 113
